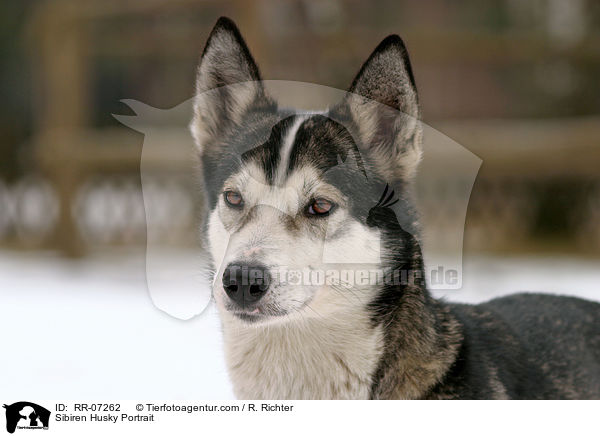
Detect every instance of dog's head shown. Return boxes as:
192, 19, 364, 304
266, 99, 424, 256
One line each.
191, 17, 423, 325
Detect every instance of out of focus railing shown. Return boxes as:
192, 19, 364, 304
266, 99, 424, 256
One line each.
2, 127, 599, 254
5, 0, 598, 256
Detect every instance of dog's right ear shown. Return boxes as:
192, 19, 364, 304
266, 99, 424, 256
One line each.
333, 35, 422, 181
191, 17, 266, 154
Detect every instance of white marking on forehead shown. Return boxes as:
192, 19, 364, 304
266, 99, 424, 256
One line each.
275, 116, 307, 185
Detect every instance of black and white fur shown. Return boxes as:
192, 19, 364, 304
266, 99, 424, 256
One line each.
190, 17, 600, 399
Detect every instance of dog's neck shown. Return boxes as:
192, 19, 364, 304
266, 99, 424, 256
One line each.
221, 307, 384, 399
220, 284, 462, 400
368, 285, 463, 399
366, 238, 464, 399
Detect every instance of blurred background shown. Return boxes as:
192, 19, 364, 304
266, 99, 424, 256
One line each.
1, 0, 599, 255
0, 0, 599, 399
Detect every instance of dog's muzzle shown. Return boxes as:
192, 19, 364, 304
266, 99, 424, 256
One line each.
222, 263, 270, 309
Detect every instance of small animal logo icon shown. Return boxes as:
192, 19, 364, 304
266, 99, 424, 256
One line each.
3, 402, 50, 434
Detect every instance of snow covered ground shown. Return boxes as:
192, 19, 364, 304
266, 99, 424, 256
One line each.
0, 249, 598, 400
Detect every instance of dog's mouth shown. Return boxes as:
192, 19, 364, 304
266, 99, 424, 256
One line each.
220, 282, 316, 323
232, 311, 264, 323
229, 307, 268, 323
227, 304, 269, 322
226, 304, 290, 323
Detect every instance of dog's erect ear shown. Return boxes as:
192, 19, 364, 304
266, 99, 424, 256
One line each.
335, 35, 422, 181
191, 17, 266, 154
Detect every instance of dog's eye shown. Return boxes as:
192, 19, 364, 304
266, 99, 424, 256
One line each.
224, 191, 244, 208
306, 198, 334, 217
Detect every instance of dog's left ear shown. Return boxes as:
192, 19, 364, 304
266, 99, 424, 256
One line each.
191, 17, 268, 154
334, 35, 422, 181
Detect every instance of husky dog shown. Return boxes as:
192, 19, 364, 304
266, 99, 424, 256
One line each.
190, 17, 600, 399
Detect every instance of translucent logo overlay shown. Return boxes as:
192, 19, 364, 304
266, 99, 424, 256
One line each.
114, 81, 481, 320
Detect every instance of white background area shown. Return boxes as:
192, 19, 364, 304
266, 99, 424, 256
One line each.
0, 250, 598, 400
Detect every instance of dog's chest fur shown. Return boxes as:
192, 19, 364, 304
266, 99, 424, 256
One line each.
222, 312, 384, 400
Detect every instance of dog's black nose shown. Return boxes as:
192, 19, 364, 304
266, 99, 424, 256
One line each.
222, 263, 270, 307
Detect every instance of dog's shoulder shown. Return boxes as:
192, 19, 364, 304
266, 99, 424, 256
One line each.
427, 293, 600, 399
476, 293, 600, 354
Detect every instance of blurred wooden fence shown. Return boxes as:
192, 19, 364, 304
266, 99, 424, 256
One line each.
7, 0, 599, 256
